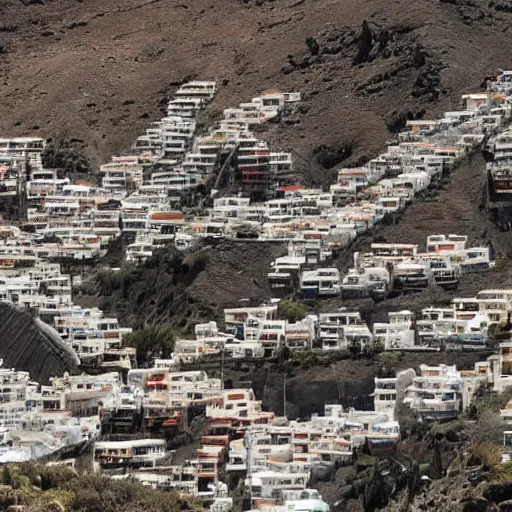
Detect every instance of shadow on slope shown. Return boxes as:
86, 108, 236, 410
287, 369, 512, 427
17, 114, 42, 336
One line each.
75, 238, 287, 333
0, 303, 79, 383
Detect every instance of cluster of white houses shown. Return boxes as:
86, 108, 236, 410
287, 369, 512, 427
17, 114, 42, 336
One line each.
0, 342, 505, 512
2, 74, 512, 510
0, 352, 502, 508
0, 83, 301, 263
165, 284, 512, 357
288, 234, 492, 300
80, 359, 492, 502
0, 220, 504, 366
0, 78, 506, 270
0, 226, 136, 370
486, 71, 512, 226
123, 85, 509, 265
0, 368, 108, 463
2, 81, 505, 271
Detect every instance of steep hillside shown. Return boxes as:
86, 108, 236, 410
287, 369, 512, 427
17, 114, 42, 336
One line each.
337, 152, 505, 258
2, 0, 512, 390
0, 303, 79, 382
75, 151, 512, 335
330, 151, 512, 324
1, 0, 512, 177
75, 239, 287, 331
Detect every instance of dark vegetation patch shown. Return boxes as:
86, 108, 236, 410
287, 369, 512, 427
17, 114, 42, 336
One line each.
0, 463, 200, 512
41, 139, 94, 181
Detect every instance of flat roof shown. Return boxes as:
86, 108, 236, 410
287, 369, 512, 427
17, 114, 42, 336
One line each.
95, 439, 166, 449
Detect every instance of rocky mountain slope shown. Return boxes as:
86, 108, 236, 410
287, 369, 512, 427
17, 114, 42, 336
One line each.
1, 0, 512, 177
0, 303, 79, 382
75, 239, 286, 331
1, 4, 512, 509
2, 0, 511, 321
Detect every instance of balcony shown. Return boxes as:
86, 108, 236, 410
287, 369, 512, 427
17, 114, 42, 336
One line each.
226, 461, 247, 471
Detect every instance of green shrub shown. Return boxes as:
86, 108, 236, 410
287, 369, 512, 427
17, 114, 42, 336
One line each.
470, 443, 501, 469
1, 466, 12, 486
124, 324, 176, 366
40, 466, 77, 491
41, 139, 92, 176
69, 475, 195, 512
378, 352, 399, 371
0, 464, 198, 512
96, 270, 123, 296
293, 350, 319, 369
493, 253, 506, 271
278, 300, 308, 323
492, 461, 512, 481
196, 107, 223, 133
326, 350, 350, 363
11, 474, 31, 490
474, 387, 512, 416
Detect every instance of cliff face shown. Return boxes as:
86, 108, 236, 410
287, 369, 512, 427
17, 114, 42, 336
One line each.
382, 468, 512, 512
219, 351, 486, 417
0, 0, 512, 175
0, 303, 79, 383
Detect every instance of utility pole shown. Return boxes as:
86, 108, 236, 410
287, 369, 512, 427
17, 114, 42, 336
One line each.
21, 155, 28, 221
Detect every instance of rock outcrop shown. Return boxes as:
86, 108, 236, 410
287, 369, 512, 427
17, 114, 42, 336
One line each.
0, 303, 79, 382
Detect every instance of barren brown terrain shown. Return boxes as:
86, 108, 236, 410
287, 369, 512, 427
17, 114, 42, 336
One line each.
1, 0, 512, 179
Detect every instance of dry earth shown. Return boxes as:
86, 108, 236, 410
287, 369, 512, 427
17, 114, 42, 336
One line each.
1, 0, 512, 180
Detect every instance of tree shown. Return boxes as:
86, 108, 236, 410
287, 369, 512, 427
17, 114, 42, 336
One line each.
41, 139, 92, 177
69, 474, 192, 512
278, 300, 307, 323
124, 324, 176, 367
378, 352, 400, 376
0, 463, 199, 512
